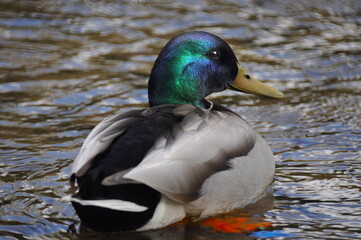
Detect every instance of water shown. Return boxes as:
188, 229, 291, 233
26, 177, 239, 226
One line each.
0, 0, 360, 239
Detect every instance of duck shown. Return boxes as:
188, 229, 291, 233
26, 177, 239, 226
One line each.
68, 31, 284, 232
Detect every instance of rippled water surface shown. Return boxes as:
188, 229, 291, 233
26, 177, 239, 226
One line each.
1, 0, 360, 239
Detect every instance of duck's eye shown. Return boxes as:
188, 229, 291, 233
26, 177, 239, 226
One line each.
207, 50, 220, 60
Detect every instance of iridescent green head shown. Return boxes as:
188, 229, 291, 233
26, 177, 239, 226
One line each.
148, 31, 283, 108
148, 31, 238, 108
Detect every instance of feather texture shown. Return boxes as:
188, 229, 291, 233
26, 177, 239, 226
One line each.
122, 105, 256, 203
71, 109, 146, 178
71, 104, 256, 201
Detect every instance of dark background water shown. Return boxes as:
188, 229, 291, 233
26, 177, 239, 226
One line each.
0, 0, 360, 239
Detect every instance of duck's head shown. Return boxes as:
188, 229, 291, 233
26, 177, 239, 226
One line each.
148, 31, 283, 109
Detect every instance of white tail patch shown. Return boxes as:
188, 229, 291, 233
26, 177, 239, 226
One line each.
69, 196, 148, 212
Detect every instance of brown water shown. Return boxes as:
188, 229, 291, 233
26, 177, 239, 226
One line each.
1, 0, 360, 239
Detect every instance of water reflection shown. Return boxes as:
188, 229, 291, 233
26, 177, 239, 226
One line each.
1, 0, 360, 239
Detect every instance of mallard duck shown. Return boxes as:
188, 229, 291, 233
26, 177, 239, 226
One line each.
68, 31, 283, 232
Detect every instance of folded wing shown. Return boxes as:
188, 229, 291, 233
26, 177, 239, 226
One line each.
103, 105, 257, 203
71, 109, 146, 179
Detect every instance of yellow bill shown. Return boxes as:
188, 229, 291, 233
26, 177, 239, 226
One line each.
228, 64, 284, 99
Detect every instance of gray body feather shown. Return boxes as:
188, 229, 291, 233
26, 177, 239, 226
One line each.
71, 104, 258, 204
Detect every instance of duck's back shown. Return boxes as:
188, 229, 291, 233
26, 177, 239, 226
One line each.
70, 104, 274, 232
71, 105, 184, 231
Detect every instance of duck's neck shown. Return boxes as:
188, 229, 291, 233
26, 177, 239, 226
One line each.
148, 90, 212, 109
148, 67, 211, 109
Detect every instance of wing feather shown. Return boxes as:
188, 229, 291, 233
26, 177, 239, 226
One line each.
74, 104, 258, 203
120, 106, 257, 203
71, 109, 145, 177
